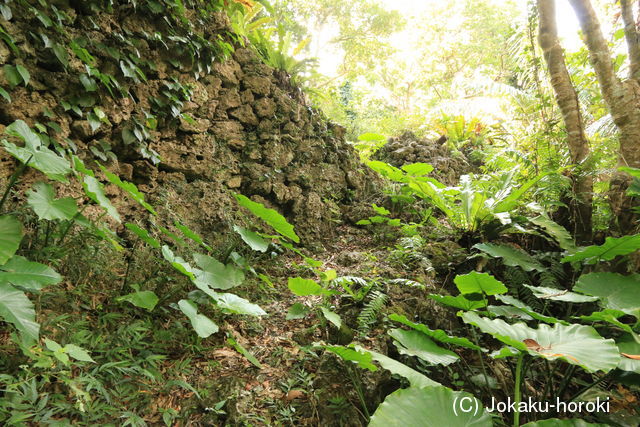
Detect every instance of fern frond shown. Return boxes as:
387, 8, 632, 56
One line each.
357, 289, 388, 337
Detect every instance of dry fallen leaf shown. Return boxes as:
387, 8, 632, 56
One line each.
285, 390, 305, 401
621, 353, 640, 360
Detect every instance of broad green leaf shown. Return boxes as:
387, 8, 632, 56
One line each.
529, 215, 577, 252
159, 226, 186, 247
234, 194, 299, 243
125, 223, 161, 248
52, 43, 69, 68
178, 299, 218, 338
288, 277, 330, 296
100, 165, 156, 215
487, 305, 533, 321
45, 338, 70, 365
357, 133, 385, 142
454, 271, 508, 296
428, 294, 487, 311
64, 344, 95, 363
574, 273, 640, 318
324, 345, 378, 371
0, 215, 22, 265
389, 328, 459, 366
4, 121, 71, 182
389, 313, 482, 350
161, 245, 195, 279
474, 243, 545, 272
461, 311, 620, 372
619, 166, 640, 178
0, 86, 10, 102
15, 65, 29, 86
234, 225, 269, 252
356, 346, 440, 387
562, 234, 640, 264
493, 172, 550, 213
522, 284, 599, 303
3, 65, 21, 87
495, 294, 567, 324
83, 175, 121, 222
27, 182, 77, 220
369, 386, 492, 427
286, 302, 310, 320
578, 309, 633, 333
193, 253, 244, 290
0, 255, 61, 291
320, 307, 342, 328
0, 282, 39, 342
366, 160, 406, 182
212, 292, 267, 316
401, 162, 434, 176
117, 290, 159, 311
616, 333, 640, 373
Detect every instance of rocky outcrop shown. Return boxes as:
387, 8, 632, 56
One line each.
0, 3, 377, 242
374, 131, 476, 185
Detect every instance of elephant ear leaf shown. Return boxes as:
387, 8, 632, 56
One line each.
234, 194, 299, 243
562, 234, 640, 264
0, 215, 22, 265
369, 386, 492, 427
0, 282, 40, 342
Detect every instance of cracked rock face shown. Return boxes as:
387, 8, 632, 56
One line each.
0, 6, 378, 244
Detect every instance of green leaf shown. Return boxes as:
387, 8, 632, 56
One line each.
369, 386, 492, 427
125, 223, 161, 248
0, 215, 23, 265
324, 345, 378, 371
52, 43, 69, 68
401, 163, 434, 176
355, 345, 440, 387
45, 338, 69, 365
178, 299, 218, 338
389, 313, 482, 350
389, 328, 459, 366
0, 255, 62, 291
83, 175, 121, 222
428, 294, 487, 311
100, 166, 156, 215
454, 271, 508, 296
117, 290, 159, 311
226, 335, 262, 368
529, 215, 577, 252
3, 65, 22, 87
522, 284, 599, 303
175, 222, 212, 251
27, 182, 77, 220
234, 194, 299, 243
357, 133, 386, 142
578, 309, 633, 333
461, 311, 620, 372
493, 172, 550, 213
320, 307, 342, 328
286, 302, 310, 320
562, 234, 640, 264
288, 277, 330, 296
193, 253, 244, 290
495, 294, 567, 324
161, 246, 195, 279
574, 273, 640, 318
15, 65, 29, 86
616, 333, 640, 373
64, 344, 95, 363
474, 243, 546, 272
0, 282, 39, 342
0, 86, 10, 103
212, 292, 267, 316
487, 305, 533, 321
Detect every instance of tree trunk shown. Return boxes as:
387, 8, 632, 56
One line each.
537, 0, 593, 242
568, 0, 640, 232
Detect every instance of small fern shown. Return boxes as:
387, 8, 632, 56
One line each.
357, 289, 388, 337
501, 266, 541, 310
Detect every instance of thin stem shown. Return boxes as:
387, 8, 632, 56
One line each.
346, 363, 370, 421
513, 352, 525, 427
555, 364, 577, 400
471, 325, 493, 398
567, 372, 611, 403
0, 156, 32, 213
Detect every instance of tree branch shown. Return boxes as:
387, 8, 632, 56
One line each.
620, 0, 640, 80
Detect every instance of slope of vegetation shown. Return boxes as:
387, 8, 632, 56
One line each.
0, 0, 639, 426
